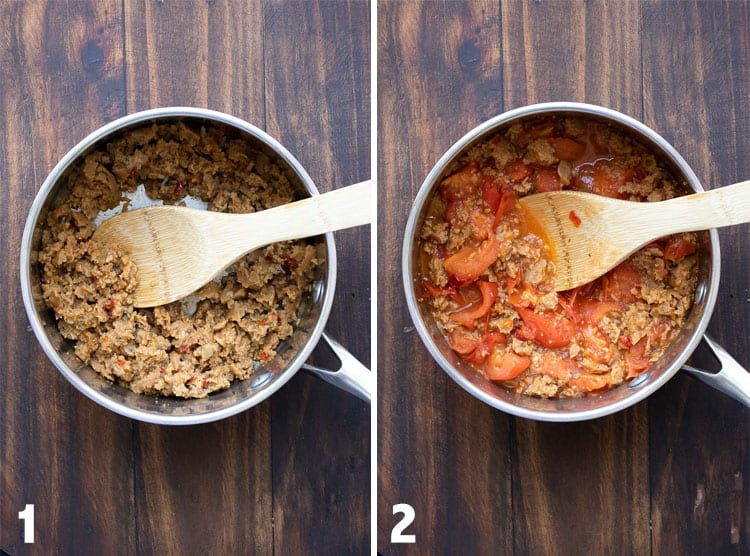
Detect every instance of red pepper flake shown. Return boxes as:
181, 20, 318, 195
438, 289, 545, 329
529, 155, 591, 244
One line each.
260, 353, 270, 362
286, 256, 299, 271
201, 379, 208, 388
189, 376, 196, 384
569, 210, 582, 227
116, 356, 126, 367
258, 318, 267, 326
128, 165, 138, 179
159, 367, 166, 374
173, 181, 184, 197
105, 299, 116, 312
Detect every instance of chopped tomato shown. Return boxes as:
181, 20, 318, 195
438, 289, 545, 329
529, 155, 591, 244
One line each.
624, 337, 651, 378
448, 330, 479, 355
465, 332, 508, 366
576, 299, 624, 325
421, 280, 455, 299
568, 374, 611, 392
539, 352, 578, 381
602, 262, 641, 303
504, 159, 533, 182
515, 306, 575, 348
484, 348, 531, 381
451, 281, 498, 329
664, 236, 696, 261
576, 161, 631, 199
581, 325, 614, 364
481, 175, 502, 212
444, 236, 500, 284
470, 212, 493, 241
508, 281, 543, 308
440, 164, 478, 201
492, 189, 516, 229
516, 122, 555, 146
533, 168, 562, 192
548, 136, 586, 161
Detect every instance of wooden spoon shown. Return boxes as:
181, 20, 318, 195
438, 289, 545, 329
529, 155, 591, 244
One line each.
94, 180, 371, 307
517, 180, 750, 292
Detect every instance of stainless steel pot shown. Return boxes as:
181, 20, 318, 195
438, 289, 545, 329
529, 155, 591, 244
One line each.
403, 102, 750, 421
21, 107, 370, 425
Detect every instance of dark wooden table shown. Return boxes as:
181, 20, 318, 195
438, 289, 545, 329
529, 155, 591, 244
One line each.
378, 1, 749, 554
0, 2, 370, 554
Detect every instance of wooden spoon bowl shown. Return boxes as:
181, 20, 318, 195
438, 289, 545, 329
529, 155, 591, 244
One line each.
518, 180, 750, 291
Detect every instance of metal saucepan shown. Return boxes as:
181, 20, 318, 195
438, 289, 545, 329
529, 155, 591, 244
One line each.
21, 107, 371, 425
403, 102, 750, 421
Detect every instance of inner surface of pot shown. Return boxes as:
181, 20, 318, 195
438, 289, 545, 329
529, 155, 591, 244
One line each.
22, 108, 335, 423
404, 103, 720, 420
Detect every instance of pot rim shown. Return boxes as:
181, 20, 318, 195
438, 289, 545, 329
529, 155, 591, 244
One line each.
20, 106, 337, 425
402, 101, 721, 422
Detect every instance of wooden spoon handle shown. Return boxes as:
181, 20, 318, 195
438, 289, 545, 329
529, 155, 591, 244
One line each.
644, 179, 750, 236
237, 179, 372, 247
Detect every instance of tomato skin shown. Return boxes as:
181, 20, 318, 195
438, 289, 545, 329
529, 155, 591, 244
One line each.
576, 299, 625, 325
581, 325, 615, 364
504, 159, 533, 181
481, 175, 503, 212
444, 236, 501, 284
624, 336, 651, 378
484, 348, 531, 381
440, 164, 478, 201
602, 261, 641, 303
664, 236, 696, 261
539, 352, 578, 381
515, 306, 576, 348
465, 332, 508, 366
548, 137, 586, 161
533, 168, 562, 192
451, 281, 499, 330
492, 189, 516, 229
448, 330, 479, 355
568, 374, 611, 392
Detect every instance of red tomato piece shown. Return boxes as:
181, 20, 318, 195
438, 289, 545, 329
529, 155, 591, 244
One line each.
539, 352, 578, 381
664, 236, 696, 261
504, 159, 534, 182
602, 262, 641, 303
448, 330, 479, 355
515, 306, 576, 348
492, 189, 516, 229
421, 280, 456, 299
484, 348, 531, 381
576, 299, 625, 325
481, 175, 502, 212
440, 164, 479, 202
444, 236, 501, 284
624, 337, 651, 378
464, 332, 508, 365
581, 325, 614, 364
451, 281, 499, 329
548, 137, 586, 161
533, 168, 562, 192
568, 374, 611, 392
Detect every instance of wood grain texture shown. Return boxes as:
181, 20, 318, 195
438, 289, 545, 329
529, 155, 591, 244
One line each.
378, 3, 514, 554
1, 1, 369, 554
0, 2, 134, 555
262, 3, 371, 554
378, 1, 748, 554
642, 2, 750, 554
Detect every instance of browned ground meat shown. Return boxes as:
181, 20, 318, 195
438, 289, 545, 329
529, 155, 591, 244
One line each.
39, 122, 321, 398
417, 115, 700, 398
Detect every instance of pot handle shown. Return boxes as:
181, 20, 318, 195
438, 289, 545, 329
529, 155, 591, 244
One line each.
302, 331, 372, 404
682, 334, 750, 407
